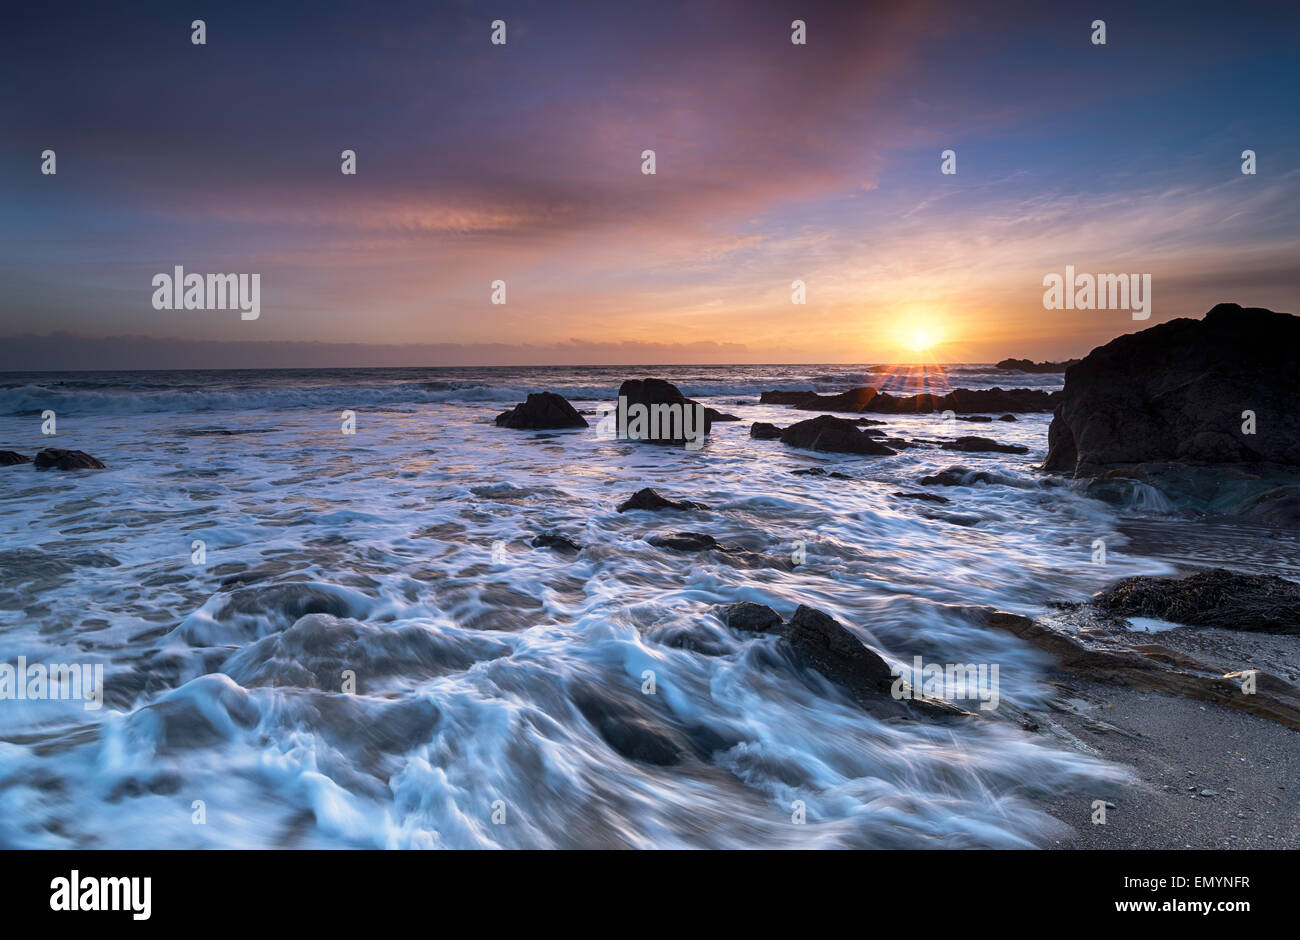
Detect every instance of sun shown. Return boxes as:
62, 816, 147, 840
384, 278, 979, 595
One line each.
904, 327, 941, 352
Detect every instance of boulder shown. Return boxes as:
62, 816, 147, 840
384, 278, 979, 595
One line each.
495, 392, 588, 430
940, 436, 1029, 455
0, 451, 32, 466
646, 532, 726, 552
33, 449, 106, 470
749, 422, 782, 440
1093, 568, 1300, 634
920, 466, 1000, 486
1044, 304, 1300, 475
617, 378, 712, 445
779, 415, 897, 455
617, 487, 708, 513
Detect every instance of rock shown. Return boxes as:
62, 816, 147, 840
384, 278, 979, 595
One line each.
998, 414, 1017, 422
495, 391, 588, 429
531, 533, 582, 555
996, 357, 1079, 373
705, 408, 740, 422
892, 491, 950, 504
646, 532, 724, 552
1093, 568, 1300, 634
940, 436, 1030, 455
749, 422, 782, 440
1044, 304, 1300, 475
921, 466, 999, 486
617, 378, 713, 445
785, 606, 966, 718
957, 415, 994, 423
779, 415, 897, 455
616, 487, 708, 513
976, 605, 1300, 730
759, 390, 819, 406
720, 601, 783, 634
791, 467, 852, 479
763, 387, 1059, 415
0, 451, 32, 466
33, 449, 106, 470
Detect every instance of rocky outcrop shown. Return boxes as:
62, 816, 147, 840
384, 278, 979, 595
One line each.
495, 392, 588, 429
617, 487, 708, 513
940, 436, 1029, 455
779, 415, 897, 455
1093, 568, 1300, 634
0, 451, 32, 466
996, 358, 1079, 373
33, 449, 105, 470
1044, 304, 1300, 475
749, 422, 782, 440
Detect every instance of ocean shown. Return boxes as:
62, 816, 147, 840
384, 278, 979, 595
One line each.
0, 364, 1182, 847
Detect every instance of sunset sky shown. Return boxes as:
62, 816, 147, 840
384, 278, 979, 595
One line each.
2, 0, 1297, 368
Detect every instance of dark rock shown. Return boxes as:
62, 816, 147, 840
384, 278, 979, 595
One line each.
996, 357, 1080, 373
780, 415, 897, 455
573, 689, 687, 766
617, 378, 712, 445
1093, 568, 1300, 634
759, 390, 819, 406
1044, 304, 1300, 475
720, 601, 783, 635
646, 532, 724, 552
920, 466, 999, 486
749, 422, 782, 440
998, 414, 1017, 422
766, 387, 1059, 415
0, 451, 32, 466
617, 487, 708, 513
957, 415, 993, 423
705, 408, 741, 422
891, 491, 950, 504
33, 449, 106, 470
785, 606, 965, 718
495, 392, 588, 430
791, 467, 852, 479
531, 533, 582, 555
940, 436, 1029, 455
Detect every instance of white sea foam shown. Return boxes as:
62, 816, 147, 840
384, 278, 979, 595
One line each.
0, 366, 1170, 848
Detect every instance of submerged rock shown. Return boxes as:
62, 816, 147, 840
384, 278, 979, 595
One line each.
495, 391, 588, 429
940, 436, 1029, 455
0, 451, 32, 466
646, 532, 725, 552
617, 487, 708, 513
531, 533, 582, 555
791, 467, 851, 479
1093, 568, 1300, 634
1044, 304, 1300, 475
892, 491, 950, 504
749, 422, 782, 440
761, 387, 1058, 414
33, 449, 106, 470
920, 466, 1000, 486
714, 602, 967, 719
780, 415, 897, 455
